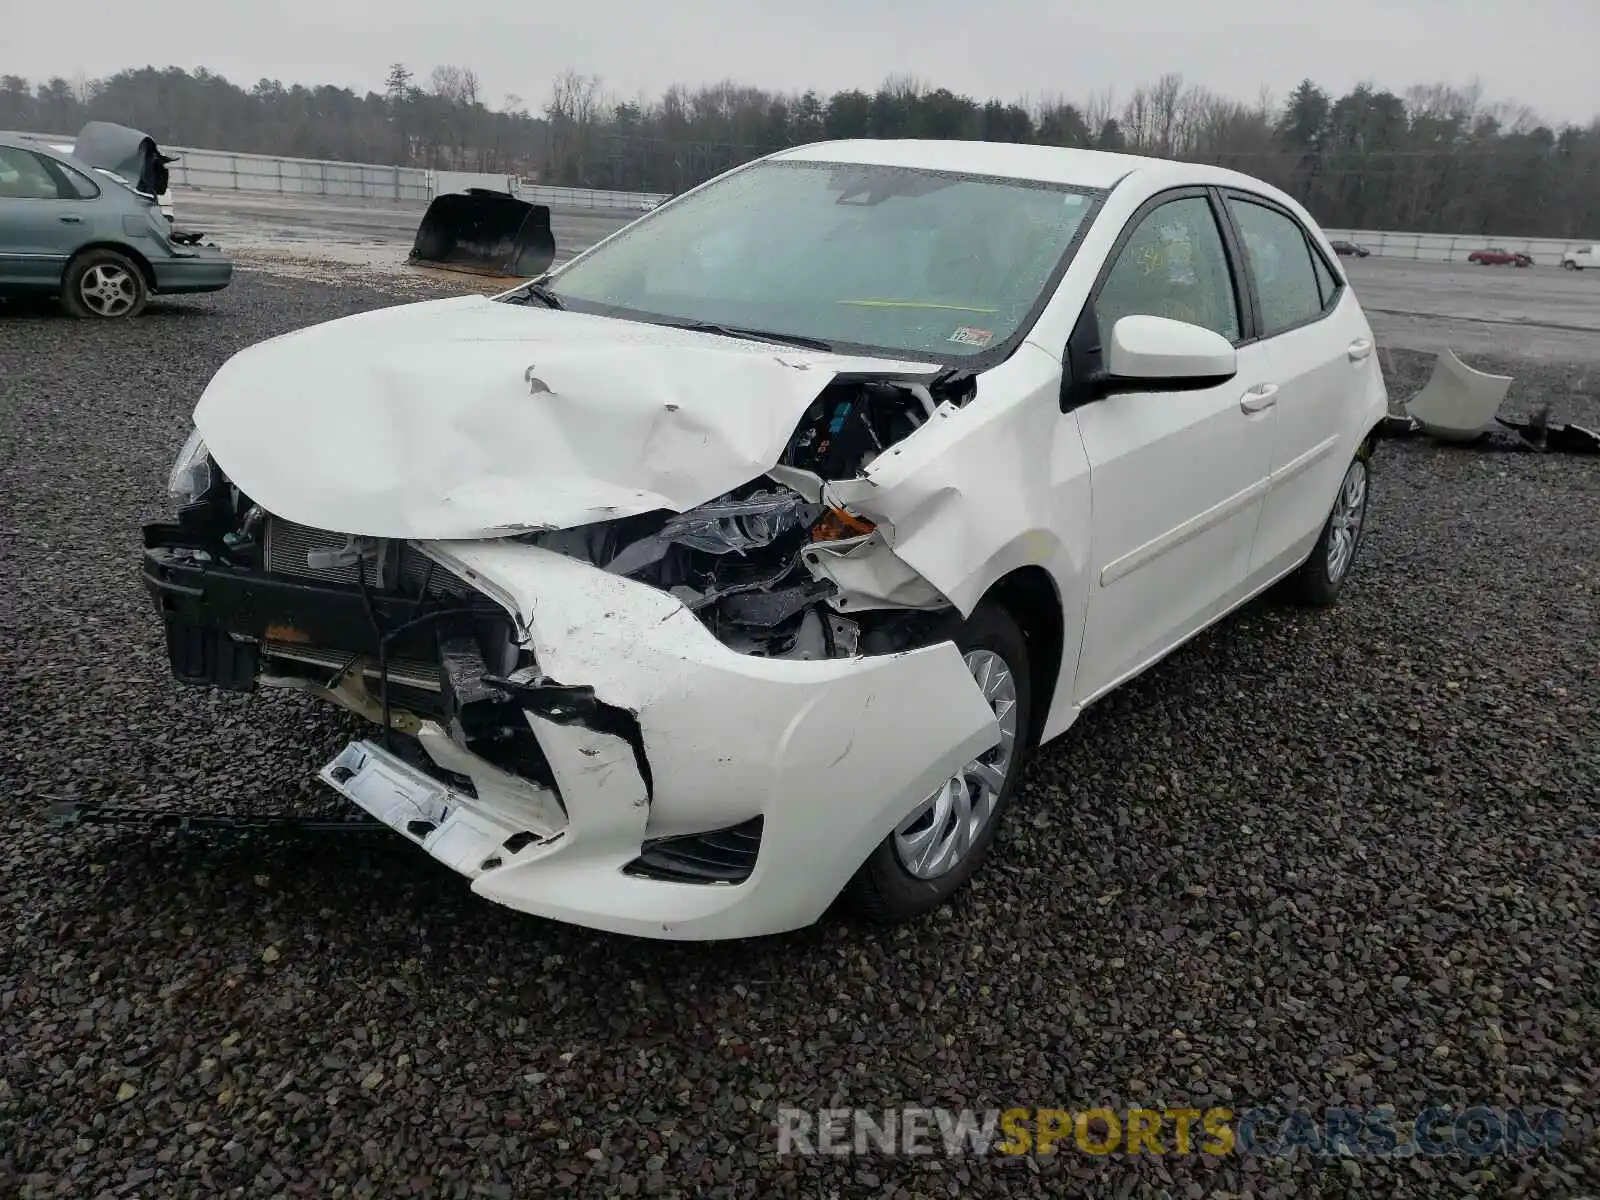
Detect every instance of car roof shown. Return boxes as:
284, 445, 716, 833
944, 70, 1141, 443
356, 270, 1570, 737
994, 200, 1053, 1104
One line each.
770, 139, 1295, 203
0, 133, 74, 164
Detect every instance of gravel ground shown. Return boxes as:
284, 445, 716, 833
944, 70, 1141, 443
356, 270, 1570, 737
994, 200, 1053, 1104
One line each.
1, 275, 1596, 1199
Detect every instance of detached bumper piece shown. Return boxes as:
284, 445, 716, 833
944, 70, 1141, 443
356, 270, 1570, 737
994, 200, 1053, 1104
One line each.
320, 740, 558, 877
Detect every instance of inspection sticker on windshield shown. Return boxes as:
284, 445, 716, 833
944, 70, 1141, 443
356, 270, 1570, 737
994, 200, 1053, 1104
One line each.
949, 326, 994, 348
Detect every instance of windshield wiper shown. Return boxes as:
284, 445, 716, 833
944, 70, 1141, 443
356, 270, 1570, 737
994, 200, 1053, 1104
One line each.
505, 281, 564, 309
656, 319, 834, 352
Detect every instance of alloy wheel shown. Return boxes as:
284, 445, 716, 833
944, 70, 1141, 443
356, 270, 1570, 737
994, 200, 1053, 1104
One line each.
1326, 458, 1368, 584
79, 263, 139, 317
892, 649, 1019, 880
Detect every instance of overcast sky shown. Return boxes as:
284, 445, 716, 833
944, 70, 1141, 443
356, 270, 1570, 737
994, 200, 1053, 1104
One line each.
11, 0, 1597, 124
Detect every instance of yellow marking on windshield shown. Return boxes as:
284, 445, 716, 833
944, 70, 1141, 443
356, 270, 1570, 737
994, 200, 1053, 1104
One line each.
837, 300, 1000, 314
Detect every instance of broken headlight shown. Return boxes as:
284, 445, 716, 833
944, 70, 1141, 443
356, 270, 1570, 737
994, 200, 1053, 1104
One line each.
167, 425, 212, 504
657, 490, 822, 554
600, 488, 823, 578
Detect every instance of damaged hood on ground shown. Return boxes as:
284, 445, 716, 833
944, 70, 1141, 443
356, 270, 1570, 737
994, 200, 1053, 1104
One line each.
194, 295, 941, 540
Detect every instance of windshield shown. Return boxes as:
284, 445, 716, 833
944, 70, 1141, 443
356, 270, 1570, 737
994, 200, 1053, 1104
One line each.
545, 160, 1104, 360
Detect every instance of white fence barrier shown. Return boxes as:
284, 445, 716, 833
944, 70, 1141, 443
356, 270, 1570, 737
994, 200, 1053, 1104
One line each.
517, 183, 667, 211
431, 170, 522, 197
428, 170, 667, 211
1322, 229, 1588, 265
170, 147, 432, 202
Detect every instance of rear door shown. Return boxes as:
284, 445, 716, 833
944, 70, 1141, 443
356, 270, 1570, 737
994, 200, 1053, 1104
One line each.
1070, 189, 1279, 703
1221, 193, 1367, 584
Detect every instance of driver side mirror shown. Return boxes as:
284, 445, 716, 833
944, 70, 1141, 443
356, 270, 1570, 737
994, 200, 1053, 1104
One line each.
1105, 314, 1237, 386
1061, 303, 1239, 412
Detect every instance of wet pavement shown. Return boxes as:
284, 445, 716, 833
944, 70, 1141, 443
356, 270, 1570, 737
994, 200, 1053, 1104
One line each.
1343, 256, 1600, 365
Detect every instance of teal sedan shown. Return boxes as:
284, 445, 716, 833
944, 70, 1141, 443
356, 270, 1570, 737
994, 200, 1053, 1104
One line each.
0, 132, 232, 319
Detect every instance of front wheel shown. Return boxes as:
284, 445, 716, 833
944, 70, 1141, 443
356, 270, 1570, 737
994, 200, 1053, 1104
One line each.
846, 602, 1033, 925
61, 249, 148, 319
1288, 450, 1371, 607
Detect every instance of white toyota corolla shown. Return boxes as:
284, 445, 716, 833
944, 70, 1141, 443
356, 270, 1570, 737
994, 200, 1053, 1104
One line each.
144, 139, 1387, 939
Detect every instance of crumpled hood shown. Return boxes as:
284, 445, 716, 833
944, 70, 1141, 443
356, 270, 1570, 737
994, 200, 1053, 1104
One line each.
194, 295, 939, 539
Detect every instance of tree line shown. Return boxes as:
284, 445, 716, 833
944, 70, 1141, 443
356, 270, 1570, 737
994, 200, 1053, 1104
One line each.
2, 65, 1596, 237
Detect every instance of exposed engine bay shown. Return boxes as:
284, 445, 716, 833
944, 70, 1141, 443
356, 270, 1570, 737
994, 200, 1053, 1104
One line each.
521, 374, 967, 660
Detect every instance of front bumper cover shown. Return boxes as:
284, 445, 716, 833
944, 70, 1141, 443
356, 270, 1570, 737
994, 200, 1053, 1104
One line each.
142, 527, 1001, 940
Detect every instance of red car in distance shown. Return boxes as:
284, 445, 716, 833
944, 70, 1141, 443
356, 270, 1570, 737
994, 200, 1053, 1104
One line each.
1467, 247, 1534, 267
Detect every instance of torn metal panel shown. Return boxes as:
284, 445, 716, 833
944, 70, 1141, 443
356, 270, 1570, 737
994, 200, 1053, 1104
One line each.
469, 715, 653, 917
800, 530, 950, 612
766, 465, 825, 502
192, 295, 939, 541
1404, 348, 1514, 441
818, 342, 1092, 620
415, 721, 568, 833
71, 121, 176, 198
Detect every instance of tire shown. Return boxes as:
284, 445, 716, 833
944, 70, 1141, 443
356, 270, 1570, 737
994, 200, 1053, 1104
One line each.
1288, 448, 1371, 607
61, 249, 148, 319
846, 601, 1034, 925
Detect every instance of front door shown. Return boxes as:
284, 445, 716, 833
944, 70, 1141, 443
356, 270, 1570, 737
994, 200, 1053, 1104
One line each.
1070, 190, 1278, 703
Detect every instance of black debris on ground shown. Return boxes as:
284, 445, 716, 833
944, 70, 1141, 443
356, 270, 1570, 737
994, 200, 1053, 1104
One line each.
1, 277, 1596, 1199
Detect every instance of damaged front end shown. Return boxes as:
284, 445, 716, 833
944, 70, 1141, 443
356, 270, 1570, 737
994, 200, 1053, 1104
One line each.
141, 362, 998, 939
143, 460, 583, 840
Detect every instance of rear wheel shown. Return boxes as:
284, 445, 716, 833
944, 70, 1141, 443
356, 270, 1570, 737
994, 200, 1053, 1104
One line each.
847, 602, 1033, 925
1288, 449, 1370, 607
61, 249, 147, 320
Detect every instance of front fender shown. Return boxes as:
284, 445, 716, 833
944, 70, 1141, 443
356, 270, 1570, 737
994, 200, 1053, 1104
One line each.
824, 341, 1093, 739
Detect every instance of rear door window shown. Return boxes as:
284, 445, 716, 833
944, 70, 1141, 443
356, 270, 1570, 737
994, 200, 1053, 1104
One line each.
1226, 198, 1326, 337
56, 160, 101, 199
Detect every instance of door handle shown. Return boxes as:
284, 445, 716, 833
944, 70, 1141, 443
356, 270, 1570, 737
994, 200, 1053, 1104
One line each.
58, 215, 83, 224
1240, 383, 1279, 413
1347, 338, 1373, 362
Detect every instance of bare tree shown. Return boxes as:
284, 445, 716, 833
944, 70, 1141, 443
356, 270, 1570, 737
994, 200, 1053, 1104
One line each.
545, 70, 605, 184
1084, 89, 1117, 139
430, 65, 480, 107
